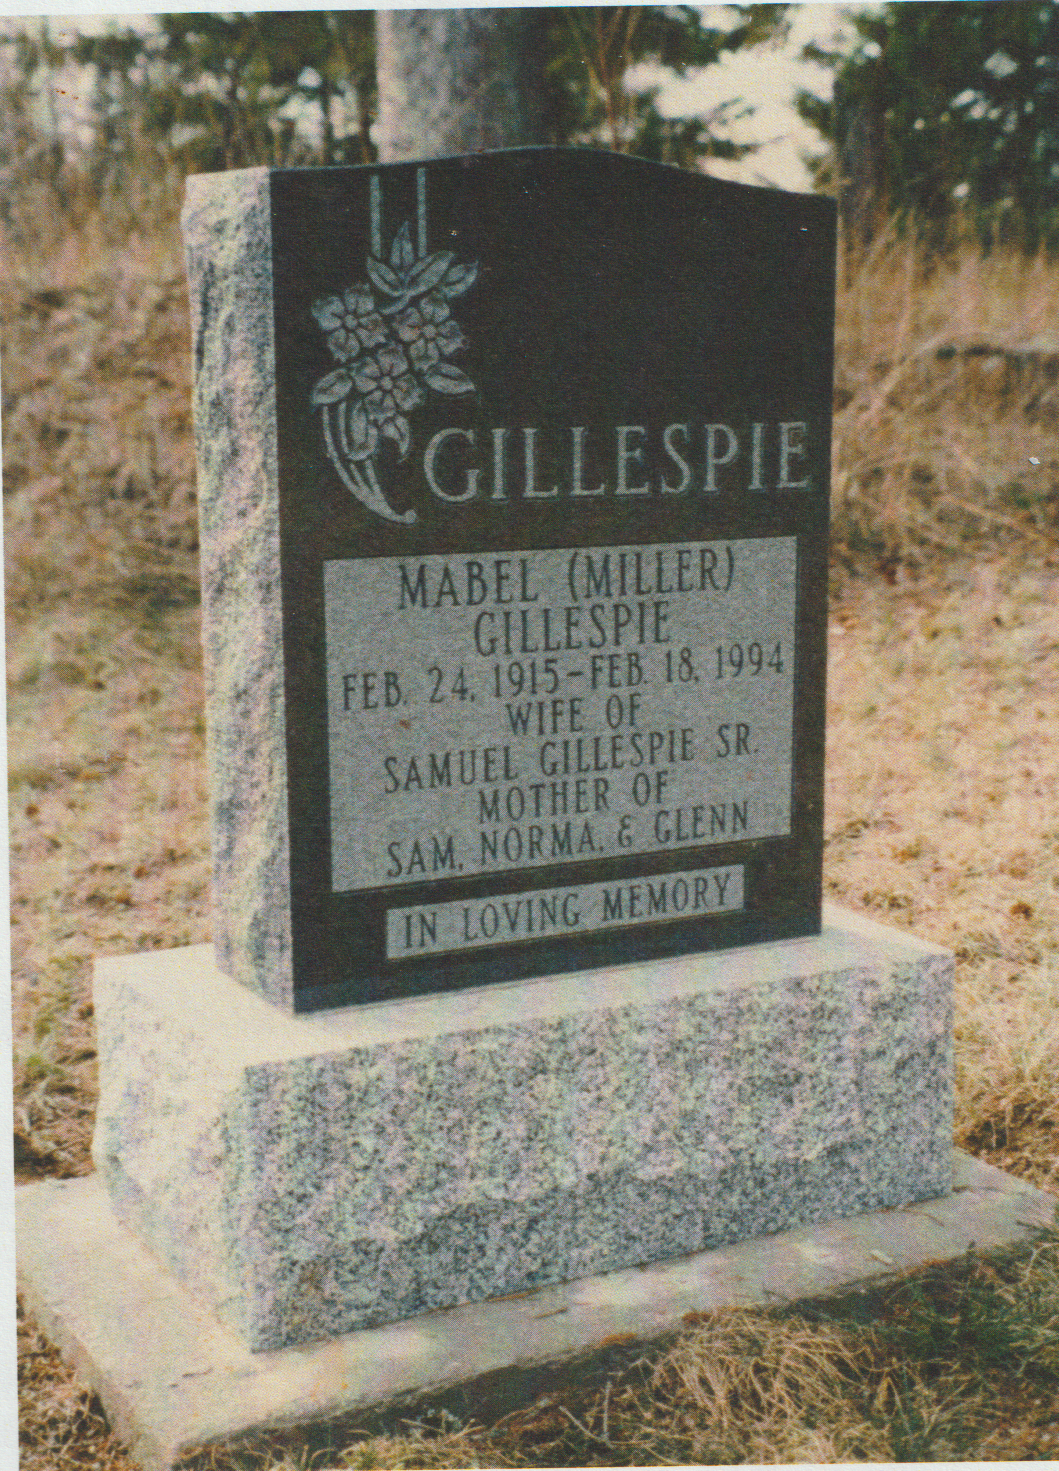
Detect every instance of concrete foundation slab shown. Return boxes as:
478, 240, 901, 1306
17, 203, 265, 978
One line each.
17, 1154, 1056, 1471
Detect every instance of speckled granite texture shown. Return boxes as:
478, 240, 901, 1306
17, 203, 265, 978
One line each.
181, 168, 292, 1008
93, 906, 953, 1352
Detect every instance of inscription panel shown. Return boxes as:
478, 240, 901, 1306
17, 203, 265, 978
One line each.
326, 537, 795, 893
386, 865, 745, 959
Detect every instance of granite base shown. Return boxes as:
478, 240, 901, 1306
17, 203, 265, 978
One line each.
92, 904, 953, 1352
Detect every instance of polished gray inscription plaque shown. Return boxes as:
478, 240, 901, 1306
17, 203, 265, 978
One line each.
325, 538, 795, 893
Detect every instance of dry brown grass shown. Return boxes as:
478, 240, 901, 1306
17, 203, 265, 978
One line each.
825, 224, 1059, 1192
0, 217, 196, 608
596, 1313, 892, 1465
832, 221, 1059, 571
8, 595, 208, 1177
17, 1304, 134, 1471
825, 560, 1059, 1190
5, 173, 1059, 1466
2, 173, 208, 1181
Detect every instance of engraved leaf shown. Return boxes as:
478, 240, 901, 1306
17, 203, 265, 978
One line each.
345, 400, 377, 460
405, 251, 455, 296
424, 362, 475, 395
390, 222, 416, 273
366, 255, 405, 297
380, 414, 412, 459
437, 260, 479, 298
378, 291, 415, 316
311, 367, 353, 406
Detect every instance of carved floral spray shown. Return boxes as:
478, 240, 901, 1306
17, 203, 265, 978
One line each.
310, 167, 478, 524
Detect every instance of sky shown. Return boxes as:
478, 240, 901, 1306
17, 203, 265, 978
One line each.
1, 3, 870, 191
642, 4, 863, 190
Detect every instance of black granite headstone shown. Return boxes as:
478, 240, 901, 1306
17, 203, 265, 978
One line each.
268, 148, 833, 1010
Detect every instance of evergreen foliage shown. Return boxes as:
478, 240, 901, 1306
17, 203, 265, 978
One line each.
798, 1, 1059, 250
539, 6, 789, 166
0, 7, 789, 184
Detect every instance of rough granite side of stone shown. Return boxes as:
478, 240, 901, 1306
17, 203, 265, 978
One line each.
91, 968, 244, 1327
93, 913, 954, 1352
181, 168, 292, 1008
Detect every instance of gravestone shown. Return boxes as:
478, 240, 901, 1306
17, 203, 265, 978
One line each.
88, 150, 953, 1356
191, 148, 831, 1012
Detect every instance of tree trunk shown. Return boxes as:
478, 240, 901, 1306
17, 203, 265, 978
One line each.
375, 9, 547, 162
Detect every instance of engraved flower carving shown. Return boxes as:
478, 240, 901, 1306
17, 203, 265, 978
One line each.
352, 342, 423, 419
312, 285, 388, 362
394, 291, 467, 372
350, 343, 424, 458
310, 188, 480, 525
